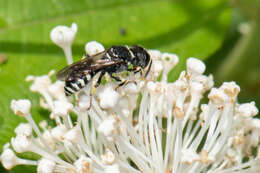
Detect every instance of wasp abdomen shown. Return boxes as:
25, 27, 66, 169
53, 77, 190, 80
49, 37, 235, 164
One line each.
64, 73, 91, 96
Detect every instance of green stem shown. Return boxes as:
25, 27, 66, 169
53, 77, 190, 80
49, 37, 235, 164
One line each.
216, 20, 260, 85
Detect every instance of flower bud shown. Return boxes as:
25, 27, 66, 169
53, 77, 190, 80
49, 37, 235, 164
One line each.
208, 88, 228, 105
77, 92, 91, 110
10, 99, 31, 117
42, 130, 56, 150
148, 50, 161, 60
48, 81, 66, 101
74, 155, 92, 173
123, 82, 139, 94
0, 147, 18, 170
11, 135, 32, 153
51, 125, 68, 141
161, 53, 179, 78
105, 164, 120, 173
64, 125, 82, 143
37, 158, 56, 173
28, 75, 52, 94
50, 23, 77, 50
102, 149, 116, 165
151, 60, 163, 78
50, 100, 73, 118
97, 85, 120, 109
187, 58, 206, 76
190, 82, 204, 96
237, 102, 258, 118
181, 149, 199, 164
85, 41, 105, 56
14, 123, 32, 137
220, 82, 240, 99
98, 117, 118, 141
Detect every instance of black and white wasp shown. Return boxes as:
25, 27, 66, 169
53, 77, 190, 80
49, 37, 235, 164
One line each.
57, 45, 152, 96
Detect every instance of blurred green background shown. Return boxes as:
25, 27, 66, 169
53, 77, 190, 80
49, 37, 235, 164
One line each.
0, 0, 259, 172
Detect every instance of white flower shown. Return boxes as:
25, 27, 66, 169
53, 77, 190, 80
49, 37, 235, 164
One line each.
42, 130, 56, 150
11, 135, 32, 153
85, 41, 105, 56
238, 101, 258, 117
14, 123, 32, 137
50, 23, 77, 64
27, 70, 55, 94
101, 149, 116, 165
105, 164, 120, 173
181, 149, 199, 164
148, 49, 161, 60
10, 99, 31, 117
187, 57, 206, 76
161, 53, 179, 82
2, 28, 260, 173
50, 100, 73, 118
208, 87, 229, 105
0, 144, 37, 170
98, 116, 118, 141
64, 125, 82, 143
97, 84, 120, 109
0, 147, 18, 169
77, 92, 91, 110
74, 155, 92, 173
51, 125, 68, 141
123, 82, 140, 94
48, 81, 66, 101
37, 158, 56, 173
148, 59, 163, 80
190, 81, 204, 96
50, 23, 77, 49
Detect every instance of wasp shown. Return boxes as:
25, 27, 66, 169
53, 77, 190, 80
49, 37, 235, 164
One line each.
57, 45, 152, 97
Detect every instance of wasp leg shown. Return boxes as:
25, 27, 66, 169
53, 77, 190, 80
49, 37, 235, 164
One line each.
86, 71, 105, 110
84, 88, 93, 111
134, 69, 141, 74
131, 67, 144, 77
126, 67, 136, 72
94, 71, 106, 88
109, 73, 137, 90
109, 74, 126, 90
144, 60, 152, 77
86, 87, 94, 111
86, 95, 92, 111
115, 80, 127, 90
89, 71, 104, 96
126, 66, 140, 74
115, 79, 137, 90
110, 75, 123, 82
81, 53, 90, 60
131, 68, 146, 81
85, 53, 90, 58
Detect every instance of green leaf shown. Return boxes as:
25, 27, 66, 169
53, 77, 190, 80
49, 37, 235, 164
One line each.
0, 0, 230, 171
0, 17, 7, 28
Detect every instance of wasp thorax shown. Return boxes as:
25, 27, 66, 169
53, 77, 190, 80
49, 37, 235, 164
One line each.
109, 46, 132, 61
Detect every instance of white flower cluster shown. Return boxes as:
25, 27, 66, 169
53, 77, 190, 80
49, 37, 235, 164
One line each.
1, 23, 260, 173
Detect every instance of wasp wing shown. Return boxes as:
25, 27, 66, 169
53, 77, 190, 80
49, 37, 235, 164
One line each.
56, 58, 87, 80
57, 50, 123, 80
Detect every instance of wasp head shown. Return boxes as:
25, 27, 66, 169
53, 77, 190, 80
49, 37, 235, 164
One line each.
130, 45, 150, 68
